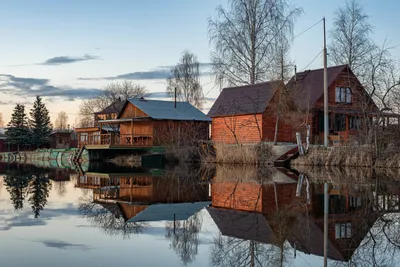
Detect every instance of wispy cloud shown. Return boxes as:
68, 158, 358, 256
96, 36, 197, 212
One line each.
78, 62, 214, 81
40, 54, 99, 66
35, 240, 92, 251
148, 91, 216, 101
0, 74, 102, 101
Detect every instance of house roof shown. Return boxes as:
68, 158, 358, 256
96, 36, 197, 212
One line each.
287, 65, 349, 109
127, 201, 211, 222
94, 99, 124, 115
121, 98, 211, 122
207, 81, 281, 117
207, 207, 278, 245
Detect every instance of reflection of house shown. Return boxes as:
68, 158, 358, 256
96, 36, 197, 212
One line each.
75, 171, 211, 222
209, 65, 379, 145
48, 168, 72, 181
75, 98, 211, 148
209, 172, 379, 262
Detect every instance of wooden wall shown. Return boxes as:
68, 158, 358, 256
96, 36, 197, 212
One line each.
120, 103, 148, 118
314, 70, 376, 111
211, 114, 263, 144
153, 120, 209, 146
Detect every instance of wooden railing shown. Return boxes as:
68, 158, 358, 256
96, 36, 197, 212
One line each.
79, 133, 153, 146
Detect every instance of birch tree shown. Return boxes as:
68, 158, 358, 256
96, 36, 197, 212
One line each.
328, 0, 373, 75
166, 51, 204, 109
208, 0, 301, 86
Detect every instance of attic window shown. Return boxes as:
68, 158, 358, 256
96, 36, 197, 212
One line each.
335, 87, 352, 103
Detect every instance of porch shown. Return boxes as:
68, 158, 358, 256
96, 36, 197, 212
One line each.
77, 132, 153, 147
315, 109, 400, 145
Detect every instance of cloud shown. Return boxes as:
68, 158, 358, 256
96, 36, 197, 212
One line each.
0, 74, 102, 101
35, 240, 92, 251
78, 62, 214, 81
40, 54, 99, 66
148, 91, 216, 102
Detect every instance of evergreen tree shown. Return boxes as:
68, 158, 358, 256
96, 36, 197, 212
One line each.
28, 170, 51, 218
29, 96, 52, 148
5, 104, 30, 151
3, 169, 31, 210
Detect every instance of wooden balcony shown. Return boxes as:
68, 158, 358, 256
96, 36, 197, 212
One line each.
78, 133, 153, 148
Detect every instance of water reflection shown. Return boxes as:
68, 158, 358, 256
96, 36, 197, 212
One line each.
3, 164, 52, 217
1, 162, 400, 266
208, 165, 400, 266
75, 163, 212, 265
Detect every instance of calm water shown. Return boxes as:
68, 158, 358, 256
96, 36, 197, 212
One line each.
0, 163, 399, 267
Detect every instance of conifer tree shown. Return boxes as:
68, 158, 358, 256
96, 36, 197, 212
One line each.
5, 104, 30, 151
29, 96, 52, 148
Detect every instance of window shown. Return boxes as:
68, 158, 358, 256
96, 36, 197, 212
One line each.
335, 87, 352, 103
334, 114, 346, 132
335, 223, 352, 239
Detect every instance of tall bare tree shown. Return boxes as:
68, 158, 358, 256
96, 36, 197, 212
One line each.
208, 0, 301, 86
78, 81, 147, 127
54, 111, 69, 130
328, 0, 373, 75
166, 51, 204, 109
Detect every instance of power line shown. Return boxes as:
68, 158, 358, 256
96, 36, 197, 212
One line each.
300, 49, 323, 72
292, 19, 323, 41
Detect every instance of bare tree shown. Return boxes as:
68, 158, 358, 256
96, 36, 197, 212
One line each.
166, 51, 204, 109
208, 0, 301, 86
78, 81, 147, 127
328, 0, 373, 75
54, 111, 69, 130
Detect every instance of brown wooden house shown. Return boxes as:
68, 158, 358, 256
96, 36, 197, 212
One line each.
93, 98, 124, 127
207, 81, 290, 144
76, 98, 211, 148
48, 130, 75, 149
208, 65, 378, 145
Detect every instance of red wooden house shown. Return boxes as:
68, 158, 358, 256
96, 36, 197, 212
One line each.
207, 81, 292, 144
208, 65, 378, 145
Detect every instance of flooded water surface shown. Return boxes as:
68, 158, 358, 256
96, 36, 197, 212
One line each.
0, 163, 399, 267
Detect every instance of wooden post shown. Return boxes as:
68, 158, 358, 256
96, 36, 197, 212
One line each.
131, 120, 134, 145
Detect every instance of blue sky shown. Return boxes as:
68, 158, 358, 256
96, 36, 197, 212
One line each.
0, 0, 399, 125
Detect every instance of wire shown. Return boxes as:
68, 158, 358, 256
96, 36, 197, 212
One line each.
300, 49, 323, 72
291, 19, 323, 41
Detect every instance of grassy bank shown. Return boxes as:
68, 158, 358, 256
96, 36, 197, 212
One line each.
209, 143, 274, 165
292, 145, 400, 168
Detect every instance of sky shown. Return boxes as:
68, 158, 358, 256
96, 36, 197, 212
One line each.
0, 0, 399, 126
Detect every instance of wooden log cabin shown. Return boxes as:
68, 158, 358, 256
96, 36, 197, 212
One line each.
75, 98, 211, 148
208, 65, 379, 145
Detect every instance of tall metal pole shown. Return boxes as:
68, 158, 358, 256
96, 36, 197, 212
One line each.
323, 17, 329, 147
174, 87, 177, 108
324, 182, 329, 267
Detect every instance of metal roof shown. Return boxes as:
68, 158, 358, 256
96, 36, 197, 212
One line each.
127, 201, 211, 222
126, 98, 211, 122
207, 81, 281, 117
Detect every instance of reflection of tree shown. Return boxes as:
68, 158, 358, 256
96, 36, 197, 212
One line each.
55, 181, 68, 197
165, 212, 203, 265
211, 236, 290, 267
4, 166, 52, 218
3, 169, 31, 210
78, 196, 146, 239
28, 172, 52, 218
